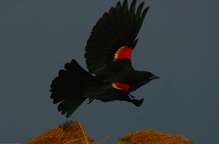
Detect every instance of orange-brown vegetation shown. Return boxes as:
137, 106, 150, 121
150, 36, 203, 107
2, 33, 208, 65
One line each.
27, 120, 94, 144
27, 121, 193, 144
117, 129, 193, 144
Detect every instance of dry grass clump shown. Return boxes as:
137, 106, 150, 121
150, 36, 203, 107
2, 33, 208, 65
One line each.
27, 120, 94, 144
117, 129, 193, 144
27, 121, 193, 144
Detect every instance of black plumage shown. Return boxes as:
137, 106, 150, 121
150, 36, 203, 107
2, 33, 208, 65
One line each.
50, 0, 159, 118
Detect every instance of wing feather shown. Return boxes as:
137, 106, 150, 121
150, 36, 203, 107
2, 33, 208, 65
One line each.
85, 0, 149, 75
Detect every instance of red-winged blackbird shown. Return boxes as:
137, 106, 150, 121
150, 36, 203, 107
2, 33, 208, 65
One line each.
50, 0, 159, 118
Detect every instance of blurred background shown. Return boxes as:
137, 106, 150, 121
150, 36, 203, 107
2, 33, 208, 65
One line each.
1, 1, 219, 143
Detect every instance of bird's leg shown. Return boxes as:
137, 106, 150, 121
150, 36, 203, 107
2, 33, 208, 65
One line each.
87, 98, 94, 104
128, 93, 135, 98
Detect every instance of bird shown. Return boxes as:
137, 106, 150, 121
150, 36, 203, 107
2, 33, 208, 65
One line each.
50, 0, 159, 118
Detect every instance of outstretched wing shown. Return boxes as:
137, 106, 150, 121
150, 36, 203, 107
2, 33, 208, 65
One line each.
85, 0, 149, 75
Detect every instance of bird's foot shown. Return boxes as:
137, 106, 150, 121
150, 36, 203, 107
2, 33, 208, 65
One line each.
87, 98, 94, 104
131, 98, 144, 107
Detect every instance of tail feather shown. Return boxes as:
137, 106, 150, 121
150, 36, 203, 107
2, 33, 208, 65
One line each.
58, 96, 86, 116
50, 59, 92, 118
52, 93, 78, 104
66, 102, 83, 118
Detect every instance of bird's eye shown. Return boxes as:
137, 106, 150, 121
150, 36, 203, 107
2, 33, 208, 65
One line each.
146, 73, 152, 77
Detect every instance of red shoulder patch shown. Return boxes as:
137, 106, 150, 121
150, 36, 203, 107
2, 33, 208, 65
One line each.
114, 46, 133, 61
112, 83, 130, 92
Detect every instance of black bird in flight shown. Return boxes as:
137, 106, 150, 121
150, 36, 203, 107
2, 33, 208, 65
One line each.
50, 0, 159, 118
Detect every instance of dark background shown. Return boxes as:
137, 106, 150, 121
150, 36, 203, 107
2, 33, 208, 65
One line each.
1, 1, 219, 144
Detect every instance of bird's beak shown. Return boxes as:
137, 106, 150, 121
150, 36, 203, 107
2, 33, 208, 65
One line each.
150, 75, 160, 80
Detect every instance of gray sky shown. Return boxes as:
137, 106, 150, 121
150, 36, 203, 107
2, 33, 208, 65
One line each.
1, 1, 219, 144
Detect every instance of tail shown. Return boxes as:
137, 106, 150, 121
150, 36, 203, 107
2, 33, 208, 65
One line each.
50, 59, 92, 118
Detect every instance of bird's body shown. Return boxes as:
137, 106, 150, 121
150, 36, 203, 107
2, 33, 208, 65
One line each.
50, 0, 159, 118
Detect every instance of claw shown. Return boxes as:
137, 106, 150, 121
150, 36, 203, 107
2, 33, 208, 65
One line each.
87, 98, 94, 104
129, 93, 135, 98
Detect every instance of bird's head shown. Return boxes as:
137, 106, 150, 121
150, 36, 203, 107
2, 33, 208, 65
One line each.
145, 71, 160, 80
128, 71, 159, 92
135, 71, 159, 88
